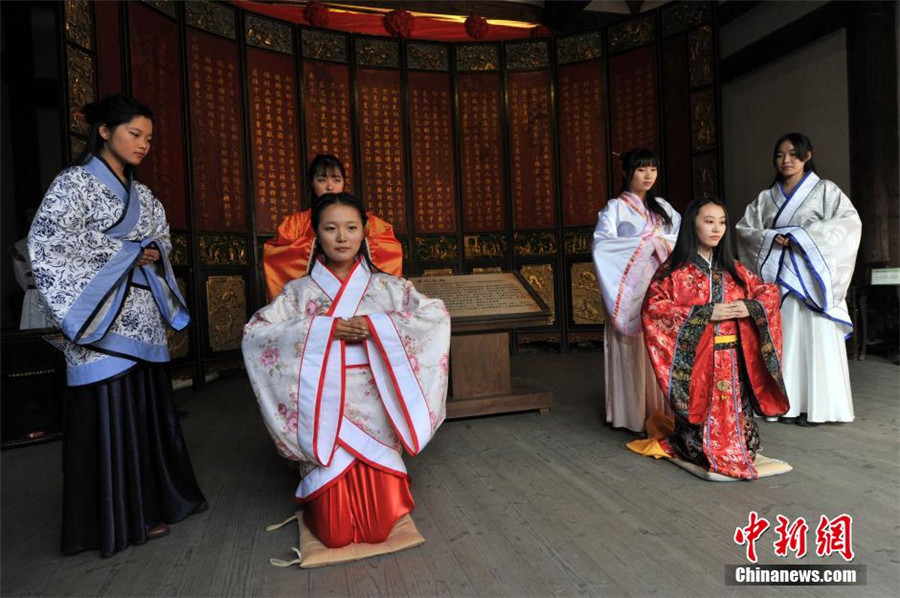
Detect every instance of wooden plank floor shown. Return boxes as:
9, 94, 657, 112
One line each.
2, 353, 898, 597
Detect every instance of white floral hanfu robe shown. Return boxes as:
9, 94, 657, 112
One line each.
736, 173, 862, 422
591, 192, 681, 432
27, 156, 189, 386
243, 257, 450, 502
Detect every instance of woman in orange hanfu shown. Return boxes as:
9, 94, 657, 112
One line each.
262, 154, 403, 300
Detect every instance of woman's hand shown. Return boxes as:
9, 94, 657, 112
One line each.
710, 301, 750, 321
774, 234, 791, 247
334, 316, 371, 343
136, 247, 160, 266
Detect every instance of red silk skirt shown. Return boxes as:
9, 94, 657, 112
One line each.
303, 461, 414, 548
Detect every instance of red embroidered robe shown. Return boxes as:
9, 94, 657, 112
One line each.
642, 256, 789, 479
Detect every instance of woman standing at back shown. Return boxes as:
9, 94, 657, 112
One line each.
736, 133, 861, 426
27, 95, 207, 557
591, 149, 681, 433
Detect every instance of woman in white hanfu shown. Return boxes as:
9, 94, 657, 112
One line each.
736, 132, 861, 426
28, 95, 206, 557
243, 192, 450, 549
591, 149, 681, 432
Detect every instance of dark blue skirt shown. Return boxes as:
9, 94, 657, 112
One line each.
62, 364, 207, 557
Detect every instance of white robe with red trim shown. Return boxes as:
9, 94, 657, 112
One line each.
242, 259, 450, 501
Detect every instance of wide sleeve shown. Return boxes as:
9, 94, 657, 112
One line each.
592, 202, 641, 333
262, 211, 314, 301
735, 263, 790, 417
735, 190, 774, 275
364, 276, 451, 452
642, 272, 715, 422
242, 281, 332, 461
27, 170, 142, 343
366, 213, 403, 278
137, 185, 190, 331
784, 183, 861, 309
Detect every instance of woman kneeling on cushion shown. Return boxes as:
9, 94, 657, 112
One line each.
639, 198, 789, 480
243, 192, 450, 547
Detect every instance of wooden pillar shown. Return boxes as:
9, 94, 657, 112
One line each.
847, 0, 899, 272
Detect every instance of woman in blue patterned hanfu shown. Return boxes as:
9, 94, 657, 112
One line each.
28, 95, 206, 557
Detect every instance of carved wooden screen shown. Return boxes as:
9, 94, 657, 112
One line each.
71, 0, 718, 371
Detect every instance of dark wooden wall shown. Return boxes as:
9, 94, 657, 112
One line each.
50, 0, 720, 381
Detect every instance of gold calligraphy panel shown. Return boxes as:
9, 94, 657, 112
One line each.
187, 29, 246, 231
357, 68, 407, 232
570, 262, 604, 325
609, 45, 658, 189
409, 72, 456, 233
303, 61, 354, 194
459, 74, 504, 231
206, 275, 246, 353
508, 71, 555, 229
130, 2, 187, 229
248, 48, 301, 233
559, 59, 608, 227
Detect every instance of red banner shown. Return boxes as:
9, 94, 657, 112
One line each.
96, 1, 122, 97
356, 69, 407, 233
408, 72, 456, 233
609, 45, 659, 191
508, 70, 555, 229
129, 2, 187, 229
187, 29, 246, 232
662, 35, 692, 211
458, 74, 505, 231
303, 61, 354, 196
558, 59, 608, 227
248, 48, 301, 234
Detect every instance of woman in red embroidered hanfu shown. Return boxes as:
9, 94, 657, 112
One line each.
640, 198, 789, 479
244, 192, 450, 548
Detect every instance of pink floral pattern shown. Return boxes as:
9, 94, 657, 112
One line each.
243, 271, 450, 475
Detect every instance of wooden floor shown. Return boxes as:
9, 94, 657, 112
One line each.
2, 353, 898, 597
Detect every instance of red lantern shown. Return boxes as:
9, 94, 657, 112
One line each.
530, 25, 551, 38
465, 15, 489, 40
384, 9, 414, 38
304, 1, 329, 28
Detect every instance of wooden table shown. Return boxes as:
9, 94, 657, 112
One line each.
410, 273, 554, 419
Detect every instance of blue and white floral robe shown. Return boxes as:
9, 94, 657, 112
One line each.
27, 156, 189, 386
